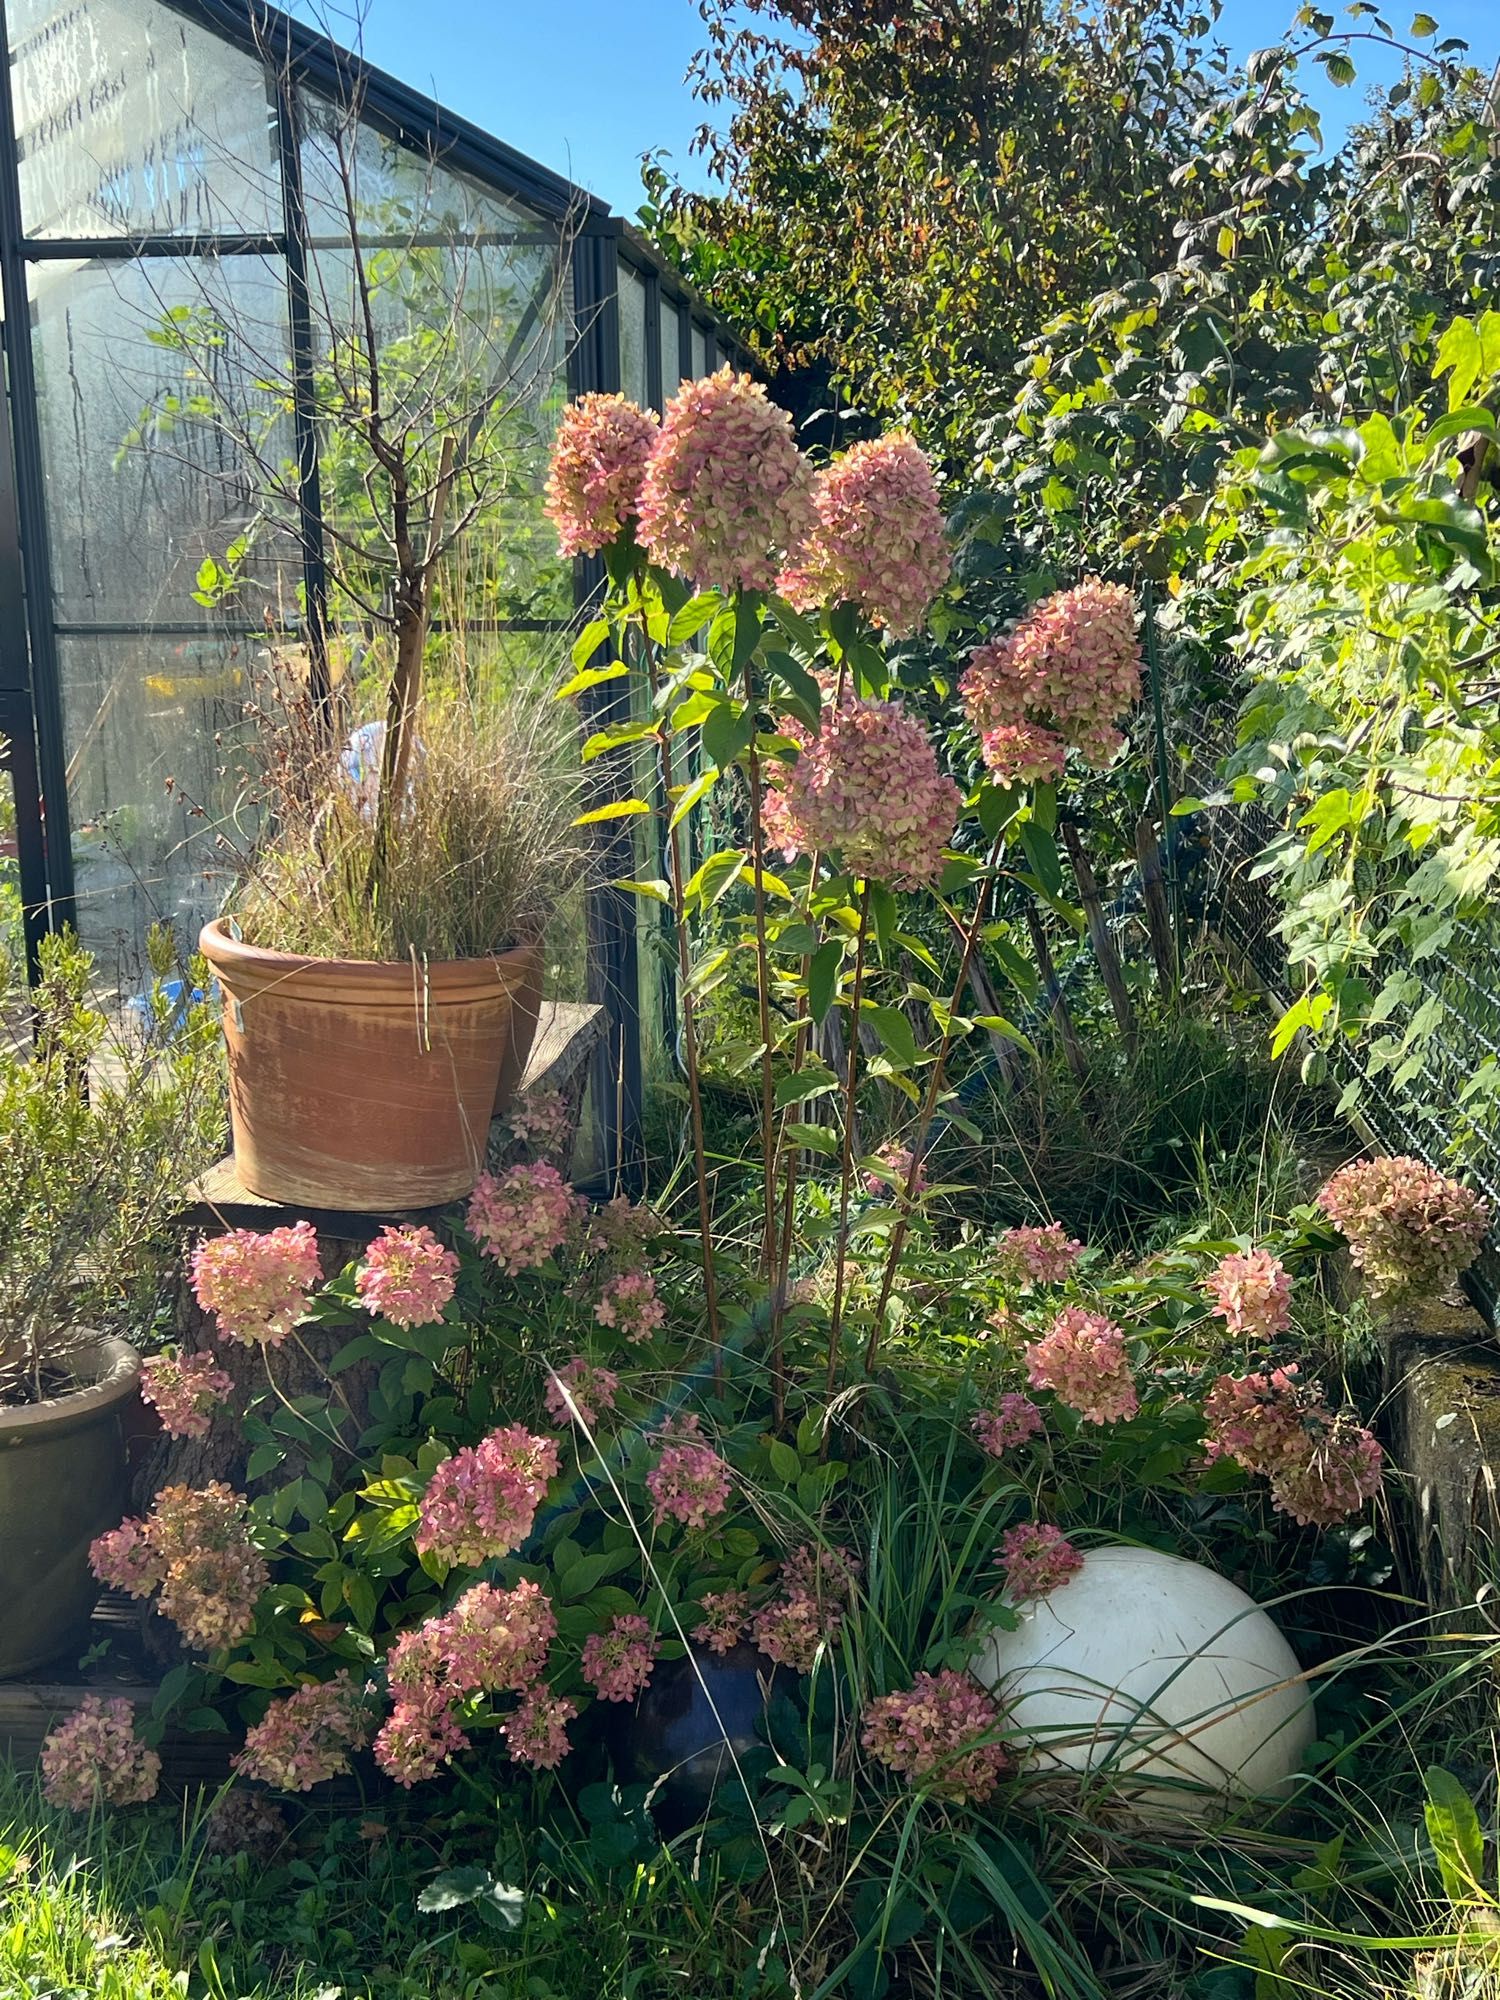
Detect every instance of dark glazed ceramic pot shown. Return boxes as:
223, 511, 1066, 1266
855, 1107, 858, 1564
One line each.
604, 1643, 778, 1834
0, 1336, 140, 1677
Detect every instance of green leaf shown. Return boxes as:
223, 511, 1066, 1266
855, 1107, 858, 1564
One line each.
570, 618, 611, 671
1019, 822, 1063, 897
774, 1064, 840, 1108
863, 1004, 918, 1067
685, 847, 746, 910
667, 593, 719, 644
768, 1440, 801, 1483
556, 659, 628, 702
701, 698, 757, 770
808, 938, 844, 1024
573, 798, 651, 826
1424, 1766, 1485, 1903
1435, 312, 1500, 413
868, 884, 898, 952
613, 876, 672, 904
581, 720, 656, 762
669, 766, 719, 828
245, 1443, 283, 1481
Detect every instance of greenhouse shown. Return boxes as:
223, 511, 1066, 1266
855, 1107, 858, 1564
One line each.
0, 0, 745, 1167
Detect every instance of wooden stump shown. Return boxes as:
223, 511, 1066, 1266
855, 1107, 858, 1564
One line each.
1381, 1293, 1500, 1608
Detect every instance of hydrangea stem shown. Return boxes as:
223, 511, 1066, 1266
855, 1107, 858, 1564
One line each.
636, 620, 722, 1376
826, 879, 873, 1397
742, 649, 783, 1401
865, 841, 1001, 1375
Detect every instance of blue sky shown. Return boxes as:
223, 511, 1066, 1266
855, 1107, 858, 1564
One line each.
311, 1, 1497, 216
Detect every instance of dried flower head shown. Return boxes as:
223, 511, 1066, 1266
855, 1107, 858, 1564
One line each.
40, 1696, 161, 1811
692, 1589, 751, 1655
581, 1614, 658, 1702
971, 1394, 1045, 1458
997, 1521, 1084, 1601
594, 1269, 666, 1344
1025, 1307, 1138, 1424
139, 1349, 233, 1440
646, 1440, 732, 1530
415, 1427, 559, 1568
355, 1225, 460, 1329
545, 391, 659, 557
1316, 1156, 1489, 1302
764, 693, 961, 888
780, 433, 951, 635
543, 1356, 620, 1430
504, 1686, 578, 1769
234, 1671, 373, 1792
466, 1162, 579, 1276
189, 1221, 321, 1346
638, 368, 813, 592
963, 579, 1141, 779
862, 1669, 1010, 1804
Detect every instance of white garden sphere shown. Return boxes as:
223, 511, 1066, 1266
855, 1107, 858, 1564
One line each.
969, 1544, 1315, 1819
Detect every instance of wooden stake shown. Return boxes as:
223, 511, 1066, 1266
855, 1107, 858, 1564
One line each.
1134, 813, 1177, 995
1061, 819, 1137, 1056
1025, 902, 1088, 1084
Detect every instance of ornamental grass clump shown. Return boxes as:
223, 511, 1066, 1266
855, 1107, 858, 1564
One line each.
1315, 1154, 1489, 1303
226, 673, 586, 966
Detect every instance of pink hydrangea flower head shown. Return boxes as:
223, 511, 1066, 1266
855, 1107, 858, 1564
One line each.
414, 1426, 560, 1568
972, 1393, 1045, 1458
466, 1162, 580, 1276
544, 1356, 621, 1430
1316, 1156, 1489, 1302
588, 1193, 663, 1261
972, 718, 1069, 788
234, 1671, 373, 1792
765, 692, 961, 888
862, 1669, 1010, 1804
646, 1440, 732, 1530
544, 391, 659, 558
434, 1578, 557, 1696
145, 1482, 268, 1651
779, 433, 951, 636
504, 1687, 577, 1769
90, 1517, 165, 1598
1269, 1412, 1383, 1528
508, 1086, 573, 1158
374, 1682, 470, 1787
40, 1696, 161, 1811
962, 579, 1141, 777
355, 1224, 460, 1329
581, 1613, 658, 1702
997, 1521, 1085, 1601
595, 1269, 666, 1344
637, 367, 813, 592
692, 1589, 751, 1655
138, 1349, 234, 1441
1201, 1247, 1293, 1341
751, 1592, 829, 1671
189, 1220, 321, 1346
1202, 1365, 1322, 1477
863, 1140, 924, 1201
1025, 1307, 1138, 1424
997, 1222, 1085, 1286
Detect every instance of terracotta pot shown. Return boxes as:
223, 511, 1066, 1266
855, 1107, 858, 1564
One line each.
0, 1336, 139, 1678
492, 942, 545, 1116
200, 919, 520, 1208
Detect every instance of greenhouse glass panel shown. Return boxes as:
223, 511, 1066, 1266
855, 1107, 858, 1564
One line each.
61, 630, 260, 980
28, 252, 298, 625
691, 321, 708, 379
619, 261, 647, 407
9, 0, 282, 238
299, 98, 573, 645
659, 297, 682, 396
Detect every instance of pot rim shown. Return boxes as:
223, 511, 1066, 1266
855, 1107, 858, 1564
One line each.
200, 917, 543, 982
0, 1333, 140, 1440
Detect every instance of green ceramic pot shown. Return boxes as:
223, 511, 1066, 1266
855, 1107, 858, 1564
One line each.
0, 1336, 140, 1678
